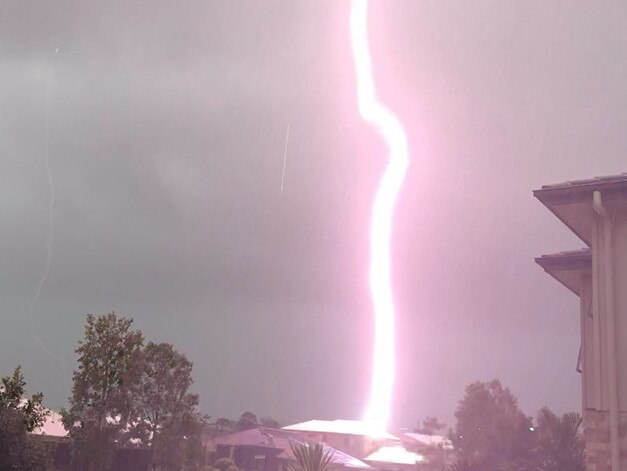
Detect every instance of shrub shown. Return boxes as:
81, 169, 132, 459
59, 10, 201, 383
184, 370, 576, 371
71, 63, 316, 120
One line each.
214, 457, 235, 470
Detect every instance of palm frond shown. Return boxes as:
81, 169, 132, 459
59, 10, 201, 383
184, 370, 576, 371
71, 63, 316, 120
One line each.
286, 441, 335, 471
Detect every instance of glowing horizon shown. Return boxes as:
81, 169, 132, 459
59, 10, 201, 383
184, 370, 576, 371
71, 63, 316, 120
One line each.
349, 0, 409, 435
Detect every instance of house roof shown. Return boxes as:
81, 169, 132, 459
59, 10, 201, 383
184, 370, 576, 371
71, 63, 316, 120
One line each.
365, 446, 425, 465
534, 173, 627, 245
537, 173, 627, 191
32, 409, 68, 438
214, 427, 288, 449
283, 419, 397, 440
535, 248, 591, 296
214, 427, 295, 461
399, 432, 453, 450
214, 427, 371, 469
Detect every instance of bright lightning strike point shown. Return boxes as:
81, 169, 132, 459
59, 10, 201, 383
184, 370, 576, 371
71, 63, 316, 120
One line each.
350, 0, 409, 436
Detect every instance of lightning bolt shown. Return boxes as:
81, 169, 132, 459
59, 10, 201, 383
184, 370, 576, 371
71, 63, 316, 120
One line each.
350, 0, 409, 435
29, 46, 66, 375
280, 123, 290, 193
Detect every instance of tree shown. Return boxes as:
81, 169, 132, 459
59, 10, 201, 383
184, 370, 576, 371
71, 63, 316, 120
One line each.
260, 416, 281, 428
128, 342, 206, 470
285, 442, 335, 471
62, 313, 144, 471
0, 366, 48, 431
415, 416, 446, 435
418, 444, 454, 471
208, 417, 236, 437
151, 413, 206, 471
214, 457, 236, 471
451, 380, 534, 471
0, 366, 49, 471
215, 418, 235, 428
236, 411, 258, 431
531, 408, 585, 471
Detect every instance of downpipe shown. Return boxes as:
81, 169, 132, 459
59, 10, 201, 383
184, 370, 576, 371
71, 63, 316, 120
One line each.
593, 190, 619, 471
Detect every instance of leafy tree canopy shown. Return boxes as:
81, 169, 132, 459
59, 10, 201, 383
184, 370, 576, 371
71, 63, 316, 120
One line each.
236, 411, 258, 431
214, 457, 236, 470
415, 415, 446, 435
0, 366, 48, 471
0, 365, 48, 432
532, 407, 585, 471
129, 342, 206, 469
62, 312, 144, 471
128, 342, 200, 441
260, 416, 281, 428
451, 380, 533, 470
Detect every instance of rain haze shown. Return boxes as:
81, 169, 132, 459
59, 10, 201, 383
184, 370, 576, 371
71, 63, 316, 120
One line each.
2, 0, 626, 429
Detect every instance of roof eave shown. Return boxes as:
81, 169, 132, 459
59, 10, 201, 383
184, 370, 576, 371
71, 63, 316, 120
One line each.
533, 177, 627, 246
533, 189, 591, 245
535, 250, 591, 297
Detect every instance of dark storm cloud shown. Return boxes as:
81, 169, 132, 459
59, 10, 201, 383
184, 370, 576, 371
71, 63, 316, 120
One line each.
1, 0, 367, 419
2, 0, 627, 426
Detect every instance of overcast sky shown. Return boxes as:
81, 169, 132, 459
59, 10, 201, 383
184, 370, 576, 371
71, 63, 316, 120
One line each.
2, 1, 626, 428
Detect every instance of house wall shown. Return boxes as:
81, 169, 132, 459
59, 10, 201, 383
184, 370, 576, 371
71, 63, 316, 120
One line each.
581, 274, 594, 410
613, 209, 627, 404
584, 203, 627, 470
583, 410, 627, 471
216, 444, 282, 471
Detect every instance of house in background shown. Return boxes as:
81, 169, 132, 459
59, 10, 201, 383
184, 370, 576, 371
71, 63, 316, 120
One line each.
395, 431, 453, 453
535, 173, 627, 471
212, 427, 291, 471
207, 420, 451, 471
29, 408, 70, 471
364, 445, 426, 471
282, 419, 397, 460
28, 409, 158, 470
211, 427, 371, 471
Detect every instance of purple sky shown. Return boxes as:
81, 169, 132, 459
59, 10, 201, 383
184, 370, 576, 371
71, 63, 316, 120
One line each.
1, 1, 626, 428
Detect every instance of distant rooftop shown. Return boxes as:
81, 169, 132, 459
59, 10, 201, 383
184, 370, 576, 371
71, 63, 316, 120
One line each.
400, 432, 453, 450
365, 445, 425, 465
283, 419, 397, 440
32, 409, 68, 438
